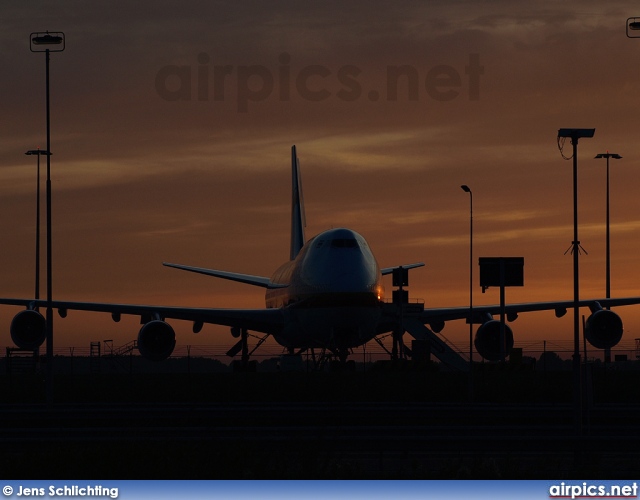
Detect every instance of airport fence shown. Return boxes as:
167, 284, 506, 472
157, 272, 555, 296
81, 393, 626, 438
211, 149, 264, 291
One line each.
4, 336, 640, 374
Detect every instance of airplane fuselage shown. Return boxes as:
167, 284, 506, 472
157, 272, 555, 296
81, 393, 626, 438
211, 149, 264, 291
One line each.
265, 228, 385, 352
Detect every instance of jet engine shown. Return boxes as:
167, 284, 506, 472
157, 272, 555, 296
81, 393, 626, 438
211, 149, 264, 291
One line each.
585, 309, 623, 350
10, 309, 46, 350
137, 320, 176, 361
474, 319, 514, 362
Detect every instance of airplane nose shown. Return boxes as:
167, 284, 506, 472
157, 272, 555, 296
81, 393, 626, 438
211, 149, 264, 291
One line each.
327, 251, 378, 292
302, 228, 381, 294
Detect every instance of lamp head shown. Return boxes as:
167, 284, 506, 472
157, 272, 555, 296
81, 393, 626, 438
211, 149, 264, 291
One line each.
30, 31, 65, 52
31, 34, 63, 45
558, 128, 595, 139
594, 153, 622, 160
628, 17, 640, 38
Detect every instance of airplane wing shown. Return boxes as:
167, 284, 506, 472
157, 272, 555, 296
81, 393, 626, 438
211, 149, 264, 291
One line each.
0, 296, 286, 360
163, 262, 289, 289
0, 297, 285, 334
399, 296, 640, 364
419, 297, 640, 324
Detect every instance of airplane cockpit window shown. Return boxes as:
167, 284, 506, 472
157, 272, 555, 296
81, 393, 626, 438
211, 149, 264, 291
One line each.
331, 238, 359, 248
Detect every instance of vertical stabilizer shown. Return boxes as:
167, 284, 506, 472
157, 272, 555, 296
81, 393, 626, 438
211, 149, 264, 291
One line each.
290, 145, 306, 260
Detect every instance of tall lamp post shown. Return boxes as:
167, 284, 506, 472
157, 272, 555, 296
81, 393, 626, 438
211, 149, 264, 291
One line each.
593, 152, 622, 305
558, 127, 595, 435
594, 152, 622, 364
25, 148, 51, 303
461, 185, 473, 400
30, 31, 65, 403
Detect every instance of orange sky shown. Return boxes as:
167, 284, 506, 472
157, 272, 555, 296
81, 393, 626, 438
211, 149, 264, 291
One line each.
1, 2, 640, 357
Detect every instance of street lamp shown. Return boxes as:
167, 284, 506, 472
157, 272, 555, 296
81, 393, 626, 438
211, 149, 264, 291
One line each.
461, 184, 473, 399
25, 148, 52, 303
594, 152, 622, 364
557, 127, 595, 435
30, 31, 65, 404
594, 152, 622, 306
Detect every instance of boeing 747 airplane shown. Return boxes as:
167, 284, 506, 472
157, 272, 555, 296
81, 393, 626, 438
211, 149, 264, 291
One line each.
2, 146, 638, 367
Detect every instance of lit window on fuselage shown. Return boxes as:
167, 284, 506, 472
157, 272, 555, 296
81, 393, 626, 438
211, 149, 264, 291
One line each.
331, 238, 358, 248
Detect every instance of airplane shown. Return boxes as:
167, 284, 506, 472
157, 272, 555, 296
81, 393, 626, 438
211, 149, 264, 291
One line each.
2, 145, 639, 368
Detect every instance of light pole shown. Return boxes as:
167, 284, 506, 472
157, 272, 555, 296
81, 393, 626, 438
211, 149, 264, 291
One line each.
25, 148, 51, 303
558, 127, 595, 435
594, 152, 622, 364
594, 152, 622, 305
30, 31, 64, 403
461, 185, 473, 400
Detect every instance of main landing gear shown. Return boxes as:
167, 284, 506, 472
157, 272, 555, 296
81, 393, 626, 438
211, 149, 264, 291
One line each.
228, 327, 269, 372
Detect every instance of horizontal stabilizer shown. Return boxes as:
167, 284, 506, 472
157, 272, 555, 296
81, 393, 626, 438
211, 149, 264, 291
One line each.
163, 262, 288, 289
381, 263, 425, 276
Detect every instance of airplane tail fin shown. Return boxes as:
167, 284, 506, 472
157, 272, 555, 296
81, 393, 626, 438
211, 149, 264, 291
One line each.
290, 145, 306, 260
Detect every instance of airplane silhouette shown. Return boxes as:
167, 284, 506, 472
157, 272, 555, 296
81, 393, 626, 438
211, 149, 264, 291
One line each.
2, 146, 638, 367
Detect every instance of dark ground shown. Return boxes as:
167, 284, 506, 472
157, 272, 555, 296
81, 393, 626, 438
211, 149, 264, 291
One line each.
1, 361, 639, 479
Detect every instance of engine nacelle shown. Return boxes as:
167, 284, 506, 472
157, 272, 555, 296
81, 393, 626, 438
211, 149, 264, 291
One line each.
585, 309, 623, 350
474, 320, 514, 362
137, 320, 176, 361
10, 309, 46, 350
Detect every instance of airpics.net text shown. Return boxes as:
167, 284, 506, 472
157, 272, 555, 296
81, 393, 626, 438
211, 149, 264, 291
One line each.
155, 52, 484, 111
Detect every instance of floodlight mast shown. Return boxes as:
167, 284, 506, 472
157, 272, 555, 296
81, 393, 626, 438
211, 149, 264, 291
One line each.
594, 152, 622, 365
30, 31, 65, 404
558, 127, 595, 436
460, 184, 473, 402
594, 152, 622, 306
25, 149, 52, 302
